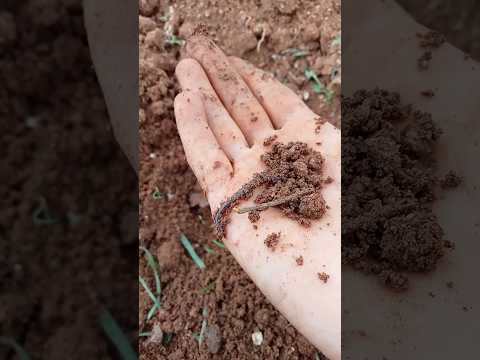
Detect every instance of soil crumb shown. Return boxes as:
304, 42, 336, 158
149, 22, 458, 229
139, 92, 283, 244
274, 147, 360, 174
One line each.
296, 256, 304, 266
418, 51, 432, 70
342, 89, 450, 290
248, 210, 260, 223
420, 89, 435, 97
417, 30, 446, 49
265, 232, 281, 251
440, 170, 462, 189
263, 134, 278, 147
318, 272, 330, 283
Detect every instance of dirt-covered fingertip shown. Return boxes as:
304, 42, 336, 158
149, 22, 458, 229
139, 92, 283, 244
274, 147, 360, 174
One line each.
175, 58, 202, 87
173, 90, 202, 119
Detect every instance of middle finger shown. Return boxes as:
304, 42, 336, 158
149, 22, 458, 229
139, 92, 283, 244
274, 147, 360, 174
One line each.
186, 35, 274, 145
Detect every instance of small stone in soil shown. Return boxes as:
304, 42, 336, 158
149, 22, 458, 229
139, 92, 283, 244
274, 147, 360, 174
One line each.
251, 330, 264, 346
205, 324, 222, 354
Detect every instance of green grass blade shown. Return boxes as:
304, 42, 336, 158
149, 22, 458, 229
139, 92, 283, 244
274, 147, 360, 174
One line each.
180, 234, 205, 269
204, 246, 216, 255
211, 239, 225, 249
140, 246, 161, 297
197, 307, 209, 345
99, 310, 137, 360
139, 275, 161, 320
200, 280, 216, 294
0, 337, 30, 360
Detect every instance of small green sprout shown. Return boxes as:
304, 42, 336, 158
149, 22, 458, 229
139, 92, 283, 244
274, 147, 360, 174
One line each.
100, 310, 137, 360
180, 234, 206, 269
166, 35, 185, 47
193, 307, 209, 345
304, 69, 334, 103
152, 187, 165, 200
212, 239, 225, 249
32, 196, 58, 225
0, 337, 30, 360
204, 246, 216, 255
140, 246, 162, 320
331, 34, 341, 47
200, 280, 216, 294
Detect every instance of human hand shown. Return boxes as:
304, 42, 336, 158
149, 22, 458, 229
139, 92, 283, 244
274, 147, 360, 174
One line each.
174, 36, 341, 359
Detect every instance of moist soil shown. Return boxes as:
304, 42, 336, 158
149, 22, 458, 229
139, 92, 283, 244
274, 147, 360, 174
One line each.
215, 141, 327, 238
342, 89, 454, 290
1, 1, 137, 359
139, 0, 339, 359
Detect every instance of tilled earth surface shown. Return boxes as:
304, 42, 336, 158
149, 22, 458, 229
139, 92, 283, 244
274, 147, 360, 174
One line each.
139, 0, 340, 359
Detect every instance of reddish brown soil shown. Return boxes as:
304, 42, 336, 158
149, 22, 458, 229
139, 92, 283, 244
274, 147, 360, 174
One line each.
139, 0, 339, 359
1, 1, 137, 359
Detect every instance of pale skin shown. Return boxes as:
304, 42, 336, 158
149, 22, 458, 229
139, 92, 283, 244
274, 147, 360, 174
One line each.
174, 36, 341, 359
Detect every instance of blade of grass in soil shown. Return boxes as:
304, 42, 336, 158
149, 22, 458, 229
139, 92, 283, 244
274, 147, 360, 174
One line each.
100, 310, 137, 360
180, 234, 206, 269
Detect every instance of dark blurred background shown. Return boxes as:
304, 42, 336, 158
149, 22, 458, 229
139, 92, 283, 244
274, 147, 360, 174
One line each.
397, 0, 480, 59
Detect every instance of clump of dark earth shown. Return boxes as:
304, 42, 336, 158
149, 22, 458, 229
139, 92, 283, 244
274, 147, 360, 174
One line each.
215, 142, 328, 237
256, 142, 327, 224
342, 88, 452, 290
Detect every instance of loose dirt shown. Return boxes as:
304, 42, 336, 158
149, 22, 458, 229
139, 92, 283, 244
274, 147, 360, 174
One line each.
139, 0, 339, 358
342, 89, 454, 290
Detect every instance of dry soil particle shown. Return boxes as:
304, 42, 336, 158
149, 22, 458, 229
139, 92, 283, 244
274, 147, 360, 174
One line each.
417, 30, 446, 49
416, 30, 446, 70
317, 272, 330, 283
296, 256, 304, 266
214, 142, 327, 237
265, 232, 281, 251
440, 170, 462, 189
263, 134, 278, 147
342, 89, 450, 290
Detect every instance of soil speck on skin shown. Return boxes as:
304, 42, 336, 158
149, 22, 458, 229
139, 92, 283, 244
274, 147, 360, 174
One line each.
263, 134, 278, 147
440, 170, 462, 189
418, 51, 432, 70
420, 89, 435, 97
248, 210, 260, 223
296, 256, 304, 266
318, 272, 330, 283
417, 30, 446, 49
265, 232, 281, 251
342, 89, 451, 290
